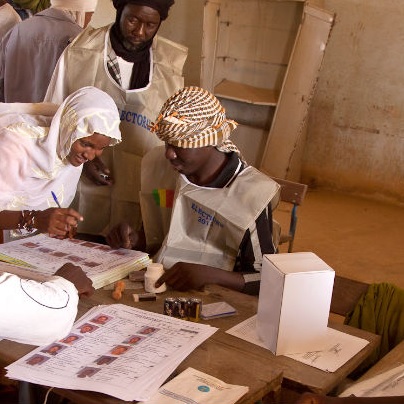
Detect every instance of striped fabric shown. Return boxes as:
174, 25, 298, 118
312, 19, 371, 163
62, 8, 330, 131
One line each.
152, 188, 175, 208
150, 86, 241, 154
107, 50, 122, 87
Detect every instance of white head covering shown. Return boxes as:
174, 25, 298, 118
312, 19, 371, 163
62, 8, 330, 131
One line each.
50, 0, 98, 27
0, 86, 121, 211
50, 0, 98, 12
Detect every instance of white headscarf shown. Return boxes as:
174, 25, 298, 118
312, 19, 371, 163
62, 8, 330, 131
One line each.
50, 0, 98, 11
50, 0, 98, 27
0, 86, 121, 211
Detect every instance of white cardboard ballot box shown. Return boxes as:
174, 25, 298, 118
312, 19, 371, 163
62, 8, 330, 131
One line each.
256, 252, 335, 355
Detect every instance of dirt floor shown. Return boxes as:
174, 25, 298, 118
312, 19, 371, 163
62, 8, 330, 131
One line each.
275, 187, 404, 289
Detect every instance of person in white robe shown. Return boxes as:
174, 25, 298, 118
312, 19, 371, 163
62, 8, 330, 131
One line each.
0, 262, 94, 345
0, 86, 121, 240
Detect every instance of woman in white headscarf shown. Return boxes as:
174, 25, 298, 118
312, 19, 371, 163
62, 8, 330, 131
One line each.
0, 86, 121, 239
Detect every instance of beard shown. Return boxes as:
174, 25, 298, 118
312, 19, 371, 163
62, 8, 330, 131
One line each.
121, 38, 144, 52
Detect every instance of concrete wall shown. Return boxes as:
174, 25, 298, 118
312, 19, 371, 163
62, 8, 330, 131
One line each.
301, 0, 404, 204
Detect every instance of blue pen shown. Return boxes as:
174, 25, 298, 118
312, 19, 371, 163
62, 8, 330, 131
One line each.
51, 191, 62, 208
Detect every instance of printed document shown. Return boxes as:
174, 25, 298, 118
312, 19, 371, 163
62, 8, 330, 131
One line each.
0, 233, 151, 289
6, 304, 217, 401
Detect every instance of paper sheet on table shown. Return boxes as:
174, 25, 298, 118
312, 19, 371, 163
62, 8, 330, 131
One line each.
226, 315, 369, 372
339, 364, 404, 397
6, 304, 217, 402
138, 367, 248, 404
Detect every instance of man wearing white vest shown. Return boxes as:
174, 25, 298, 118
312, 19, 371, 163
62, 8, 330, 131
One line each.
107, 87, 280, 295
45, 0, 187, 238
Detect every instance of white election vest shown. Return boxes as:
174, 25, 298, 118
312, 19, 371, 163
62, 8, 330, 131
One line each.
154, 167, 280, 271
45, 25, 188, 235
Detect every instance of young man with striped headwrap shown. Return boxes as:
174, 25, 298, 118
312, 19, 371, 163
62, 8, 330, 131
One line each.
107, 87, 280, 295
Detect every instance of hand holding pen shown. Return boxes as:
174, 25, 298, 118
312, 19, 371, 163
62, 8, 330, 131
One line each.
31, 207, 83, 239
35, 192, 84, 239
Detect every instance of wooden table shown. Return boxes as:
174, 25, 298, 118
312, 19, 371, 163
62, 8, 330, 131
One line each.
0, 286, 283, 404
80, 285, 380, 397
0, 284, 380, 403
120, 286, 380, 396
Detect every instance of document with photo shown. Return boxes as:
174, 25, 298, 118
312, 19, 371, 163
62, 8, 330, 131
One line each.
0, 234, 151, 288
6, 304, 217, 401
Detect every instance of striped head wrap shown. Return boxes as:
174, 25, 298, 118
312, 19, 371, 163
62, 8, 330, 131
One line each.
150, 86, 241, 155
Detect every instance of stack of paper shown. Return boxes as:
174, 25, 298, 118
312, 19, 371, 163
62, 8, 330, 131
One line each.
6, 304, 217, 402
0, 234, 151, 289
339, 364, 404, 397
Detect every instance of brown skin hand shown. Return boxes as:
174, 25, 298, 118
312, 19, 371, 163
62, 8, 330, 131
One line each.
54, 263, 94, 297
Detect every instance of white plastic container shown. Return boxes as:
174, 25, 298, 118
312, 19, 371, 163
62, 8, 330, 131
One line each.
144, 263, 167, 293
